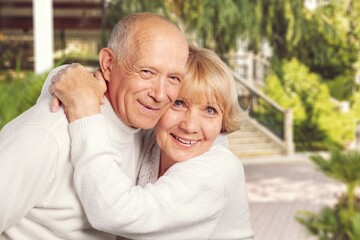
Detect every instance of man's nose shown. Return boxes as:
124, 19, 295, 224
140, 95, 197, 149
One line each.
148, 76, 166, 102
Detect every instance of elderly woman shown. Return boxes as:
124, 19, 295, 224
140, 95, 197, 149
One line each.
53, 46, 254, 239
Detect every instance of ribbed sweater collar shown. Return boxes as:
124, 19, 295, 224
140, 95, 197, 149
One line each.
101, 98, 140, 143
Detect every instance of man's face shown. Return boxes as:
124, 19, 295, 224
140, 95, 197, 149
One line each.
106, 26, 189, 129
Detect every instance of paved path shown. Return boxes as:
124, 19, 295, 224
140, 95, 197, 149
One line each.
243, 157, 345, 240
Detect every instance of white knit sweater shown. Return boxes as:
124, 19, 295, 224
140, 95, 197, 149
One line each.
70, 118, 254, 240
0, 66, 140, 240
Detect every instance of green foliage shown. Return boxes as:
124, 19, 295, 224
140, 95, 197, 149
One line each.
296, 149, 360, 240
268, 0, 360, 80
265, 58, 354, 150
102, 0, 360, 85
103, 0, 307, 60
0, 41, 32, 70
296, 207, 344, 240
266, 74, 306, 124
311, 150, 360, 187
255, 0, 305, 57
326, 71, 356, 100
100, 0, 170, 49
296, 201, 360, 240
293, 4, 357, 79
0, 71, 47, 129
351, 92, 360, 121
103, 0, 170, 27
172, 0, 246, 58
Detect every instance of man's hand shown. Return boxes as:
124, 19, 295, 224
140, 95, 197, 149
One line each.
49, 63, 107, 122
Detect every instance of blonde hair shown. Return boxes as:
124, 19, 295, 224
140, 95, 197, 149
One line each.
179, 45, 247, 133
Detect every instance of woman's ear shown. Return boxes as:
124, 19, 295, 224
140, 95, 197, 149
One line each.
99, 48, 115, 81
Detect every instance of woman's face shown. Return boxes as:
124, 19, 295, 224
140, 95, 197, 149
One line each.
155, 98, 223, 165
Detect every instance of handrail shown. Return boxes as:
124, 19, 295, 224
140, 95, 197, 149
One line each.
233, 72, 285, 113
226, 55, 294, 154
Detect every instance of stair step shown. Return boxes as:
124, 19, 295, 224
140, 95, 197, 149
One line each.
229, 142, 279, 150
225, 117, 287, 157
228, 136, 269, 144
230, 148, 284, 158
238, 126, 257, 132
228, 131, 263, 137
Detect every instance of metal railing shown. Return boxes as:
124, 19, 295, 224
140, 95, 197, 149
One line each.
225, 53, 294, 155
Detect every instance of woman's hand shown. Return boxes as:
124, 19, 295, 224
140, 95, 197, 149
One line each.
49, 63, 107, 122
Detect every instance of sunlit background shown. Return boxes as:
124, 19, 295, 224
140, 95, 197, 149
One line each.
0, 0, 360, 239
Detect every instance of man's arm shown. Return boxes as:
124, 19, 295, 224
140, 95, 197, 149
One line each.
0, 125, 58, 232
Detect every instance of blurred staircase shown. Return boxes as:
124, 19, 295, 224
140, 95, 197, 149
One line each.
224, 52, 295, 158
228, 117, 286, 158
226, 70, 294, 158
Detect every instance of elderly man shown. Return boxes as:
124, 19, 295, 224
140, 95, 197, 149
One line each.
0, 12, 189, 239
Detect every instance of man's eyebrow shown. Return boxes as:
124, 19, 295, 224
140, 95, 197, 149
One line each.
136, 62, 185, 76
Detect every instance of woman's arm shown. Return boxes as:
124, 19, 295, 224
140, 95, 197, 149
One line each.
70, 115, 230, 239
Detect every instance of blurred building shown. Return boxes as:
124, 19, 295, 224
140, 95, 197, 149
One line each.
0, 0, 107, 70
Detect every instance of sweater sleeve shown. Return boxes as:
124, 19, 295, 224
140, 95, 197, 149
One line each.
70, 115, 227, 239
0, 125, 58, 232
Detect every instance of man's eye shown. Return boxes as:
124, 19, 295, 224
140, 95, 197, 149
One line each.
140, 69, 153, 78
142, 69, 150, 74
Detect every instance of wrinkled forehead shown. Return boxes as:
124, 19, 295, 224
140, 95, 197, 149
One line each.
132, 20, 188, 52
128, 27, 188, 72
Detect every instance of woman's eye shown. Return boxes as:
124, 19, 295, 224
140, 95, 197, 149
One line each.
169, 76, 181, 84
174, 100, 185, 107
206, 106, 217, 115
172, 100, 187, 110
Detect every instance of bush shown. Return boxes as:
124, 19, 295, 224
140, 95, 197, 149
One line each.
296, 149, 360, 240
0, 70, 48, 129
265, 58, 355, 150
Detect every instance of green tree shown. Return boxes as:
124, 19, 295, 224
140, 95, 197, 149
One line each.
249, 0, 360, 83
171, 0, 246, 59
326, 70, 355, 100
295, 0, 359, 80
102, 0, 306, 60
99, 0, 170, 49
351, 92, 360, 120
103, 0, 357, 80
252, 0, 305, 57
265, 58, 354, 149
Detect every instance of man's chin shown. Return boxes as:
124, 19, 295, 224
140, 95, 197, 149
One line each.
132, 119, 159, 130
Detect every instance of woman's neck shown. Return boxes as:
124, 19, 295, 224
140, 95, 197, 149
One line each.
158, 150, 175, 178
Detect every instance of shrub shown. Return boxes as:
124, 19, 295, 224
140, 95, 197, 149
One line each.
265, 58, 355, 150
0, 70, 48, 129
296, 149, 360, 240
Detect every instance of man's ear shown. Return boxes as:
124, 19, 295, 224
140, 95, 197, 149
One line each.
99, 48, 115, 81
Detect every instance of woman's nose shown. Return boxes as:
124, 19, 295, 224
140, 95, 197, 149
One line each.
178, 111, 200, 133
